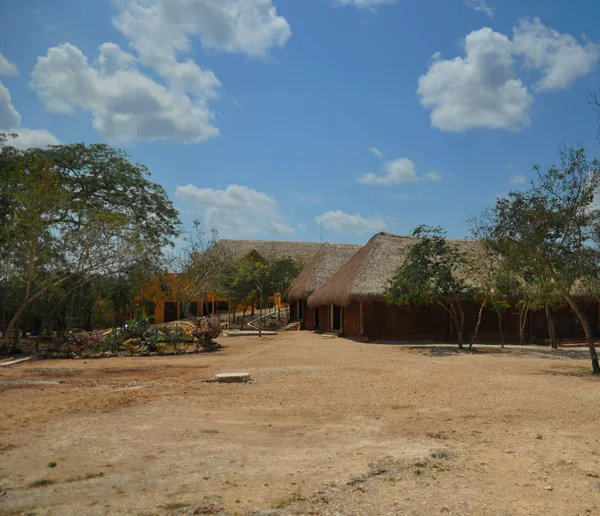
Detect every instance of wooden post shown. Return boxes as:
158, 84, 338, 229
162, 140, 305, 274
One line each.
359, 302, 364, 335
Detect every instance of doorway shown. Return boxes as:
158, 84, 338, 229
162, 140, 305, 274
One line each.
164, 302, 178, 323
331, 305, 342, 332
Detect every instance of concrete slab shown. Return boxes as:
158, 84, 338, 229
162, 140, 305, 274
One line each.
211, 372, 251, 383
223, 330, 276, 337
0, 357, 33, 367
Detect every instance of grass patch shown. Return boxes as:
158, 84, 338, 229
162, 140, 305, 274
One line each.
164, 503, 189, 510
201, 429, 219, 435
29, 479, 55, 488
391, 404, 411, 410
275, 495, 304, 509
65, 472, 104, 483
47, 462, 57, 468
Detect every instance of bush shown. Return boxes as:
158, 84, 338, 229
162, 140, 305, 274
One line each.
161, 325, 186, 348
192, 318, 222, 352
104, 329, 123, 352
123, 313, 151, 340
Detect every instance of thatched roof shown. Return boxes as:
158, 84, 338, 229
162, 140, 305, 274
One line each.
307, 232, 478, 308
213, 239, 324, 264
284, 243, 363, 302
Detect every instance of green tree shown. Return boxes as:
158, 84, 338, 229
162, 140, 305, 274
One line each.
384, 226, 473, 349
476, 147, 600, 373
168, 221, 223, 320
0, 137, 181, 351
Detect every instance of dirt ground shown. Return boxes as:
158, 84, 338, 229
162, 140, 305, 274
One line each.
1, 332, 600, 516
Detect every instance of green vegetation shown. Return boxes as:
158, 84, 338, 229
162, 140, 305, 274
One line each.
28, 479, 55, 488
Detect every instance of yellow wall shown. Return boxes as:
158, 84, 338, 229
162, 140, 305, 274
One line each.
138, 274, 287, 324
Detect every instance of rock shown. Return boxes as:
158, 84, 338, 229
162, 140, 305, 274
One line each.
117, 352, 127, 357
589, 482, 600, 490
209, 372, 251, 383
544, 485, 553, 491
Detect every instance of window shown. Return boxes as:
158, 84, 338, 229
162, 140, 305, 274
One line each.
331, 304, 342, 332
144, 301, 156, 323
164, 302, 178, 323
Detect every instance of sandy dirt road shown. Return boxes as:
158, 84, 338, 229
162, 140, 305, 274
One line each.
1, 332, 599, 515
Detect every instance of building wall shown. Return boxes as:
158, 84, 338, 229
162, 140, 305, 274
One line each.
342, 301, 361, 338
362, 302, 448, 341
530, 302, 599, 340
313, 304, 329, 333
304, 301, 315, 330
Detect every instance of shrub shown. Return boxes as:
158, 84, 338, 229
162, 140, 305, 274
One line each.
161, 325, 186, 348
192, 318, 222, 352
104, 329, 123, 353
123, 313, 151, 340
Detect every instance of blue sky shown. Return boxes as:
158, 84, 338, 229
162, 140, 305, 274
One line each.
1, 0, 600, 244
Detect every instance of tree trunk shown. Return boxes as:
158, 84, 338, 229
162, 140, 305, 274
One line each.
452, 301, 464, 349
469, 300, 485, 350
251, 304, 255, 317
544, 302, 557, 349
518, 303, 528, 346
240, 306, 247, 331
564, 294, 599, 374
497, 311, 504, 348
258, 296, 263, 337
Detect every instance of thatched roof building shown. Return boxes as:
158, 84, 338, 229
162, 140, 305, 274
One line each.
284, 243, 363, 302
307, 232, 478, 308
213, 239, 324, 264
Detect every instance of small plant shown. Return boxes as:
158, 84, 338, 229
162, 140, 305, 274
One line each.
192, 318, 222, 352
47, 462, 57, 468
104, 329, 123, 353
123, 313, 152, 341
391, 404, 410, 410
414, 469, 422, 475
121, 338, 142, 355
29, 479, 55, 488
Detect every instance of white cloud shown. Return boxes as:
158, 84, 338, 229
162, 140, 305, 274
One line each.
315, 210, 387, 235
30, 0, 291, 143
297, 223, 308, 232
176, 184, 295, 237
31, 43, 220, 143
418, 28, 532, 132
335, 0, 397, 8
424, 171, 442, 181
419, 20, 599, 132
0, 50, 18, 76
509, 174, 526, 185
0, 81, 21, 128
8, 129, 60, 150
0, 81, 59, 149
369, 147, 384, 159
465, 0, 494, 18
113, 0, 291, 65
390, 192, 424, 201
359, 153, 443, 186
513, 18, 599, 91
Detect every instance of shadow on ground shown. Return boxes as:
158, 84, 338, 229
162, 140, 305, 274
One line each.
399, 344, 593, 361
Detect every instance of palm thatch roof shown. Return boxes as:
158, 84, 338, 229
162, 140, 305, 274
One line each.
213, 239, 324, 264
284, 243, 363, 302
307, 232, 478, 308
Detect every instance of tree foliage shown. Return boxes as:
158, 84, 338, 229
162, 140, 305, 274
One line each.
475, 147, 600, 372
385, 225, 473, 348
0, 135, 181, 351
